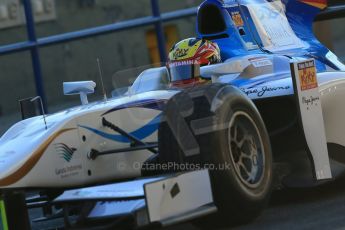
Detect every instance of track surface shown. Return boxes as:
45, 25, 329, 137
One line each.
31, 177, 345, 230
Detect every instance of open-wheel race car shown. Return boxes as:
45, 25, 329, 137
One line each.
1, 0, 345, 229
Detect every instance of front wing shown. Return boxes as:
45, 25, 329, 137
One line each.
54, 169, 216, 228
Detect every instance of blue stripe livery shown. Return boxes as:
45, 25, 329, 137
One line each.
79, 114, 162, 143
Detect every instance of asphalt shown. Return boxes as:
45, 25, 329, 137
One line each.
30, 177, 345, 230
230, 180, 345, 230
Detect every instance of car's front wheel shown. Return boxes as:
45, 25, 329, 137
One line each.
158, 83, 273, 225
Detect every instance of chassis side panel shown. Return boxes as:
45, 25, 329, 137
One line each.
255, 70, 345, 187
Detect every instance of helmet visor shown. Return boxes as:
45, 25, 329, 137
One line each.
169, 63, 200, 82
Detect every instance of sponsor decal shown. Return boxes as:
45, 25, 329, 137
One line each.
53, 143, 81, 179
173, 48, 189, 59
55, 164, 82, 179
241, 85, 291, 97
54, 143, 77, 162
169, 59, 200, 67
231, 11, 244, 27
249, 57, 273, 68
302, 96, 320, 106
298, 60, 317, 91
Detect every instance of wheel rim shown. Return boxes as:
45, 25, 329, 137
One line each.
228, 111, 265, 189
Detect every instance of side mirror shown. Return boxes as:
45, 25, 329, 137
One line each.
63, 81, 96, 105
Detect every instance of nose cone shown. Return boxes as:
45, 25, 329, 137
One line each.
0, 139, 32, 187
0, 117, 51, 187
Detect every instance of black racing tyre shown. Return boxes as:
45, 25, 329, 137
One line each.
158, 83, 273, 225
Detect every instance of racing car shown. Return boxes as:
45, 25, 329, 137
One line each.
1, 0, 345, 229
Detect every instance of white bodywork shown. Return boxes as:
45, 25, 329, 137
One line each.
291, 59, 331, 180
1, 57, 345, 189
0, 90, 177, 188
319, 74, 345, 145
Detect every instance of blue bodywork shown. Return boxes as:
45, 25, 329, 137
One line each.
196, 0, 344, 72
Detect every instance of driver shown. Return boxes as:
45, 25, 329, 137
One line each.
167, 38, 222, 87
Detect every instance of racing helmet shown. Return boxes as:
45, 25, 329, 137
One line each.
167, 38, 221, 85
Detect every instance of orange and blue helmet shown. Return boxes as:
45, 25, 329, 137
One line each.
167, 38, 221, 85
